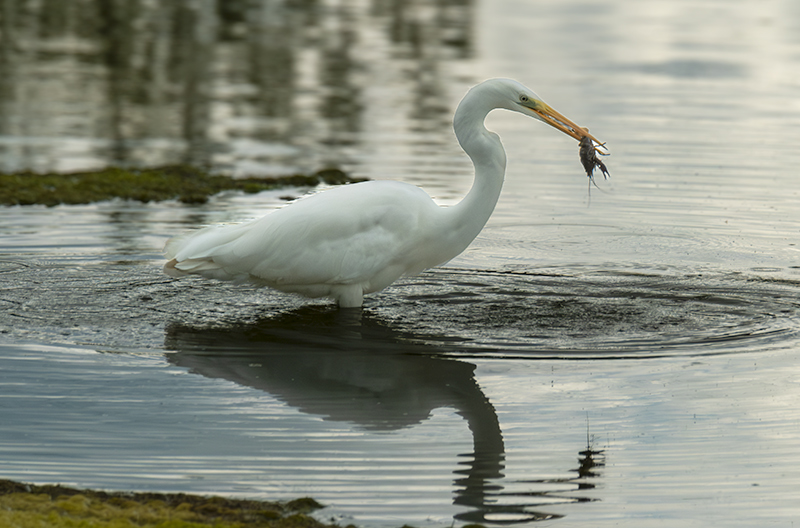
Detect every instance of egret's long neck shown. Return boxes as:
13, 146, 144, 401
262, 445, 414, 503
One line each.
444, 94, 507, 251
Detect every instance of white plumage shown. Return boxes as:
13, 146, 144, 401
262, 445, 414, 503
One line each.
164, 79, 604, 307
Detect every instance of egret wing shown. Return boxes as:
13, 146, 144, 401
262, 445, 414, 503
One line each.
167, 182, 438, 288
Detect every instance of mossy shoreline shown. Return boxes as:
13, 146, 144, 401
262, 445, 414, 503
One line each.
0, 478, 345, 528
0, 166, 365, 207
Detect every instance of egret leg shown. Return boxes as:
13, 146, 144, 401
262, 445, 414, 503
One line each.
335, 285, 364, 308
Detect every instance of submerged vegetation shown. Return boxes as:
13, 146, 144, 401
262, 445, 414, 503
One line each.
0, 479, 341, 528
0, 166, 364, 207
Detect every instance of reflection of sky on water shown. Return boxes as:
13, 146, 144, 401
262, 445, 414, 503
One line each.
3, 329, 799, 526
0, 0, 473, 176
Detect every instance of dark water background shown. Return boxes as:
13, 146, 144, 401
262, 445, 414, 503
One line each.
2, 0, 800, 526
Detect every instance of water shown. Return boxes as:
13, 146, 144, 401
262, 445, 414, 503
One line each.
2, 0, 800, 526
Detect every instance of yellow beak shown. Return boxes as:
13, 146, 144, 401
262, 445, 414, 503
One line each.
524, 100, 607, 152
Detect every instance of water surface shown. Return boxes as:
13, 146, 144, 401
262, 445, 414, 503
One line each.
2, 0, 800, 526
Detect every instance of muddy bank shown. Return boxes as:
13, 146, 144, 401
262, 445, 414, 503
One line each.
0, 166, 363, 206
0, 478, 357, 528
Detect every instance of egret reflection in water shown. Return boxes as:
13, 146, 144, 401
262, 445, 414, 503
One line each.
164, 306, 601, 523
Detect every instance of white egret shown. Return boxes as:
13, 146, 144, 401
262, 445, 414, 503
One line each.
164, 78, 605, 307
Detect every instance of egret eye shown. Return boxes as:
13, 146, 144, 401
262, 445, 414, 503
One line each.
519, 95, 529, 103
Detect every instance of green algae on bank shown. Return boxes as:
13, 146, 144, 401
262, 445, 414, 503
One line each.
0, 479, 345, 528
0, 166, 365, 206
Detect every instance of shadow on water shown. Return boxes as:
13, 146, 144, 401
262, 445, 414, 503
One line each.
165, 306, 601, 524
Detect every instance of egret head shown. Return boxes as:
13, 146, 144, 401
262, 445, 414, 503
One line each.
481, 78, 605, 149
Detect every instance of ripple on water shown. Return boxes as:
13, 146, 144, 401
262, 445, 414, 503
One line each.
0, 257, 798, 361
0, 259, 30, 274
379, 267, 800, 359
